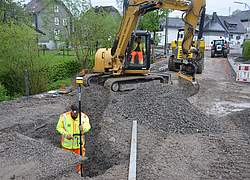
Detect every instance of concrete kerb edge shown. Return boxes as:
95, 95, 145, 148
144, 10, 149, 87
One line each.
227, 55, 238, 75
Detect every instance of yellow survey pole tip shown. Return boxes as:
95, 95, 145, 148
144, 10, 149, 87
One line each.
76, 77, 84, 85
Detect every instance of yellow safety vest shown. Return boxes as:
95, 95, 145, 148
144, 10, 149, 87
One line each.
56, 112, 91, 149
133, 42, 145, 52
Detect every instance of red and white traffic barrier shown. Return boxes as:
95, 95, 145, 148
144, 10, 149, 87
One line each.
236, 64, 250, 82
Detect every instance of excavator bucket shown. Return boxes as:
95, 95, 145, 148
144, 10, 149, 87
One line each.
176, 72, 200, 96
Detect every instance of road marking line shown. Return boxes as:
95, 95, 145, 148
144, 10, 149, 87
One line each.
128, 120, 137, 180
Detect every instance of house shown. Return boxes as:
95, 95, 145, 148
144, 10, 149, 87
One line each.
94, 6, 120, 16
232, 10, 250, 39
158, 12, 246, 49
157, 17, 184, 47
203, 12, 245, 48
26, 0, 72, 49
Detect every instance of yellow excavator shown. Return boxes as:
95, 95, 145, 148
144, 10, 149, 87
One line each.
86, 0, 206, 91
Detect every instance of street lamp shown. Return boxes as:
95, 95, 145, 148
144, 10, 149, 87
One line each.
234, 1, 250, 9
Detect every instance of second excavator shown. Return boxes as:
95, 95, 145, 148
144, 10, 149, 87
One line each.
86, 0, 206, 92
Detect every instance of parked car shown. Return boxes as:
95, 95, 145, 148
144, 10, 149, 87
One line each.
211, 39, 230, 58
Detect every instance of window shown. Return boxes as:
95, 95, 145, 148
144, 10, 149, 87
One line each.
54, 17, 59, 26
236, 35, 241, 40
247, 27, 250, 33
63, 18, 67, 26
54, 6, 59, 13
214, 40, 224, 46
54, 29, 60, 40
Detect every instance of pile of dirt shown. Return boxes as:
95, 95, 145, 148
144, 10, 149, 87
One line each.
109, 83, 218, 135
0, 95, 80, 179
0, 131, 79, 179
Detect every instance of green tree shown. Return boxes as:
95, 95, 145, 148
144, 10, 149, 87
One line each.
243, 40, 250, 60
68, 8, 121, 68
139, 10, 169, 42
0, 1, 48, 96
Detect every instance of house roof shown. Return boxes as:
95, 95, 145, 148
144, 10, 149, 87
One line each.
26, 0, 71, 15
220, 16, 246, 34
201, 12, 245, 34
94, 6, 120, 15
26, 0, 44, 13
203, 13, 229, 33
162, 12, 246, 34
233, 10, 250, 22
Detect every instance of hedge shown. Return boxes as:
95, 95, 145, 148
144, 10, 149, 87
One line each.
243, 40, 250, 60
0, 83, 9, 102
0, 59, 81, 97
47, 59, 81, 82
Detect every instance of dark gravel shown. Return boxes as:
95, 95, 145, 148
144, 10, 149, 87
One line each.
0, 131, 79, 179
110, 83, 218, 135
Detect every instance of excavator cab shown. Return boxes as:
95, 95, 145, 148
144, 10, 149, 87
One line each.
125, 31, 151, 71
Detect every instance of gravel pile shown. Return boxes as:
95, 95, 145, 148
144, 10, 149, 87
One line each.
150, 59, 168, 72
0, 131, 79, 179
108, 82, 217, 135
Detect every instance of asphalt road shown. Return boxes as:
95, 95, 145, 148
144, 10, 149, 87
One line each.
189, 51, 250, 117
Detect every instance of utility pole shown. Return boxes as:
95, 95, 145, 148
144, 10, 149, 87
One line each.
76, 76, 84, 177
164, 12, 169, 56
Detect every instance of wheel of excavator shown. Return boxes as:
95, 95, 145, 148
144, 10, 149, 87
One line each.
111, 82, 120, 92
86, 76, 93, 86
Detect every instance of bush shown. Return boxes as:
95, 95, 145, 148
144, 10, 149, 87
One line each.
0, 84, 9, 102
0, 22, 42, 96
47, 59, 81, 82
48, 78, 72, 91
243, 40, 250, 60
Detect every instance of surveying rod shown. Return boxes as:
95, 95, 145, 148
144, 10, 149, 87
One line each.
76, 76, 84, 177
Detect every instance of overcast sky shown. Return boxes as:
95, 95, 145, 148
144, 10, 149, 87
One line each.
23, 0, 250, 16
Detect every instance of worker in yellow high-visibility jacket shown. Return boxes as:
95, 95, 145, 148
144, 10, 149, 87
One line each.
56, 104, 91, 173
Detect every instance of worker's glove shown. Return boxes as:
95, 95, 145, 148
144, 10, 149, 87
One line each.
65, 134, 74, 140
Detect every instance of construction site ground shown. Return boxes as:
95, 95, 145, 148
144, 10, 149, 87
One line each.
0, 52, 250, 180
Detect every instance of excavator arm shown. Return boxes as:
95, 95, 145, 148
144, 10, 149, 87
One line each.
111, 0, 206, 73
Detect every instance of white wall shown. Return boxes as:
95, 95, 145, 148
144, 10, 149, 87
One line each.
158, 27, 244, 50
38, 40, 56, 50
157, 28, 179, 46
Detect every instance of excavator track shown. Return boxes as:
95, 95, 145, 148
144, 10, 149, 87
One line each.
104, 74, 171, 92
85, 73, 171, 92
